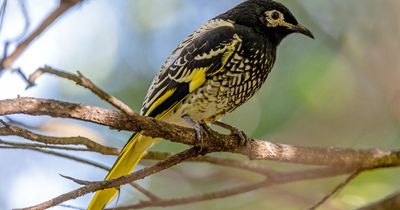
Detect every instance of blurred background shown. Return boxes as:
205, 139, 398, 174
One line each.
0, 0, 400, 209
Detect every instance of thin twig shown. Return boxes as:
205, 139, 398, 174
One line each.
129, 182, 161, 201
145, 151, 277, 176
0, 145, 109, 170
13, 0, 31, 42
28, 66, 136, 116
59, 204, 85, 210
1, 0, 82, 69
16, 147, 203, 210
0, 0, 7, 35
0, 139, 93, 152
308, 169, 361, 210
1, 0, 31, 44
15, 67, 34, 86
114, 179, 268, 210
0, 144, 160, 202
113, 168, 357, 210
0, 143, 160, 200
0, 120, 119, 155
60, 174, 93, 185
61, 173, 161, 201
191, 155, 277, 176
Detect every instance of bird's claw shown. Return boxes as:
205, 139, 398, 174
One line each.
193, 122, 210, 147
228, 126, 250, 146
182, 115, 210, 150
213, 121, 250, 146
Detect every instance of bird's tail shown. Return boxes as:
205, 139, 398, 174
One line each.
88, 133, 159, 210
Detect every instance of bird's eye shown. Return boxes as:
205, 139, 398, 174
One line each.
263, 10, 286, 28
271, 11, 280, 20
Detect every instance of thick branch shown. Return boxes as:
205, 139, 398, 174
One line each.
2, 97, 400, 168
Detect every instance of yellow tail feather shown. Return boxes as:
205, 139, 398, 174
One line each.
87, 133, 160, 210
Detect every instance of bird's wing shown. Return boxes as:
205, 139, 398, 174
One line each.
141, 19, 242, 118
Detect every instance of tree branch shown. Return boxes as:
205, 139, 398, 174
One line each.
28, 66, 135, 116
129, 182, 161, 201
0, 144, 161, 202
0, 145, 110, 170
0, 119, 118, 155
15, 147, 203, 210
0, 139, 93, 152
308, 169, 361, 210
2, 97, 400, 168
113, 167, 357, 210
1, 0, 82, 70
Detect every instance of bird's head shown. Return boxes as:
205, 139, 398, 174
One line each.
219, 0, 314, 43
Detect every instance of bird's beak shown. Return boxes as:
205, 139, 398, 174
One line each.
290, 24, 314, 39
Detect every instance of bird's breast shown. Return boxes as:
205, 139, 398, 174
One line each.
170, 43, 276, 124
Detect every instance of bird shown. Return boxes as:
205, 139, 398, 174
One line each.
88, 0, 314, 209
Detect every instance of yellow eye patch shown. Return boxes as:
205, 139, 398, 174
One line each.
264, 10, 291, 28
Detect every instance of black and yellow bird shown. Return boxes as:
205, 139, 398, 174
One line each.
88, 0, 314, 208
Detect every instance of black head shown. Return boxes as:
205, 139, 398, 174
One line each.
217, 0, 314, 44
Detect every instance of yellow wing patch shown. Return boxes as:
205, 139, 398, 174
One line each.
187, 67, 208, 92
145, 88, 177, 117
186, 34, 242, 91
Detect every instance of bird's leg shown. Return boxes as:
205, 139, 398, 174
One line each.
212, 121, 250, 146
182, 115, 210, 148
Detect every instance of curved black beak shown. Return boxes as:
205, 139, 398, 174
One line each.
291, 24, 314, 39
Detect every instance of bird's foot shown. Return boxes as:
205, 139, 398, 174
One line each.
182, 115, 210, 149
213, 121, 250, 146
